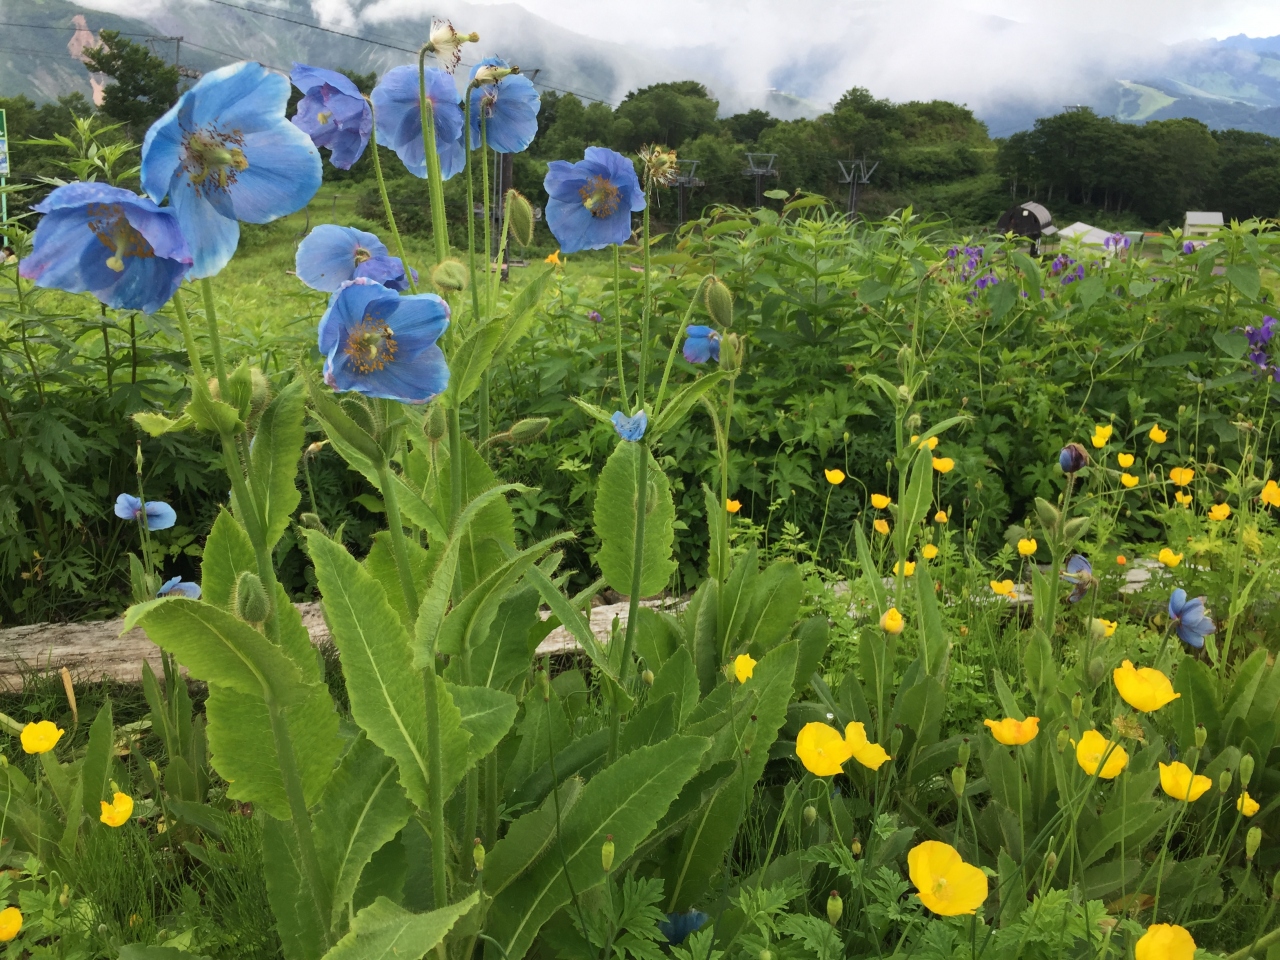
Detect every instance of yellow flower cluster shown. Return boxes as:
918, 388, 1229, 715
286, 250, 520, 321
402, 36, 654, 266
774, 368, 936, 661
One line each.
795, 721, 892, 776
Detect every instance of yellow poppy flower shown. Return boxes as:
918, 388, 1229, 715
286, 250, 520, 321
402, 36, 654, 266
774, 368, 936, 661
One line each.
1017, 538, 1037, 556
907, 841, 988, 916
880, 607, 905, 634
871, 493, 892, 509
1175, 491, 1193, 506
932, 457, 955, 473
1170, 466, 1194, 486
893, 561, 916, 577
1113, 660, 1180, 713
100, 792, 134, 828
795, 722, 853, 776
1117, 453, 1134, 468
934, 510, 948, 523
1120, 472, 1139, 488
990, 579, 1015, 597
1238, 791, 1260, 816
874, 518, 890, 535
1091, 424, 1114, 448
1158, 547, 1183, 567
984, 716, 1040, 746
1074, 729, 1128, 779
0, 907, 20, 942
1149, 424, 1168, 443
845, 721, 893, 770
725, 498, 742, 514
733, 654, 757, 684
921, 436, 939, 451
544, 250, 563, 265
1159, 761, 1211, 801
20, 720, 64, 755
1091, 618, 1118, 638
1135, 924, 1195, 960
922, 543, 939, 560
1263, 479, 1280, 507
824, 468, 845, 485
1208, 502, 1231, 521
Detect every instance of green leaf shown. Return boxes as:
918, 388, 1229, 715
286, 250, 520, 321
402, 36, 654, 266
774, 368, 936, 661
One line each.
132, 411, 194, 436
899, 444, 934, 532
363, 532, 431, 630
432, 436, 517, 595
467, 587, 540, 689
651, 646, 699, 728
323, 894, 477, 960
79, 699, 113, 819
716, 547, 758, 660
484, 779, 583, 898
569, 397, 615, 426
1075, 275, 1104, 308
651, 372, 724, 439
445, 320, 504, 407
763, 188, 788, 200
741, 560, 802, 652
305, 375, 385, 472
914, 564, 949, 678
484, 737, 708, 960
201, 509, 256, 611
988, 279, 1016, 320
118, 948, 210, 960
314, 735, 413, 931
854, 524, 888, 617
522, 562, 627, 701
492, 266, 554, 363
306, 531, 432, 811
1214, 330, 1249, 360
185, 383, 244, 435
448, 683, 517, 771
1227, 263, 1262, 300
593, 442, 676, 598
264, 815, 331, 960
251, 379, 306, 550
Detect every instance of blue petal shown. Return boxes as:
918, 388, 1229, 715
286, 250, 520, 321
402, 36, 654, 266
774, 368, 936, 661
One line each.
145, 501, 177, 530
297, 225, 388, 292
658, 910, 708, 945
353, 255, 411, 291
1065, 554, 1092, 576
683, 334, 713, 364
141, 101, 185, 203
189, 62, 290, 134
115, 493, 141, 520
1177, 624, 1205, 649
291, 63, 362, 99
169, 176, 241, 279
230, 123, 323, 224
158, 576, 202, 599
611, 410, 648, 442
333, 343, 449, 403
469, 73, 540, 153
1169, 588, 1188, 619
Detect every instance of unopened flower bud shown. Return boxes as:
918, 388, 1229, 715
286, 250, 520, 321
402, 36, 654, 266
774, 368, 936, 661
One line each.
1241, 754, 1256, 788
1071, 693, 1083, 720
951, 765, 966, 797
1195, 723, 1207, 749
426, 403, 447, 442
827, 891, 843, 925
234, 570, 270, 625
1088, 657, 1107, 688
705, 277, 734, 328
641, 668, 654, 686
432, 258, 469, 293
510, 417, 550, 443
1057, 727, 1070, 753
957, 739, 970, 767
537, 669, 550, 702
1219, 771, 1233, 794
1059, 443, 1089, 474
803, 805, 817, 826
719, 332, 744, 376
891, 725, 904, 756
473, 838, 486, 872
1272, 871, 1280, 901
1247, 826, 1261, 861
1045, 851, 1058, 874
601, 835, 615, 872
506, 189, 534, 246
850, 837, 862, 856
759, 950, 773, 960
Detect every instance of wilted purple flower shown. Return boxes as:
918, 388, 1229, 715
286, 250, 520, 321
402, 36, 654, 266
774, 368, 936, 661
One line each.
587, 310, 603, 323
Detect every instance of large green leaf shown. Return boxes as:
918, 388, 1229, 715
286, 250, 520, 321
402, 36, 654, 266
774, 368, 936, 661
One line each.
650, 372, 724, 440
200, 509, 256, 611
79, 700, 114, 821
741, 560, 802, 652
491, 266, 553, 363
322, 894, 477, 960
314, 735, 413, 931
593, 441, 676, 598
464, 587, 540, 689
306, 531, 431, 810
651, 645, 699, 728
431, 437, 517, 594
716, 547, 759, 660
264, 816, 331, 960
251, 379, 306, 550
449, 684, 517, 765
363, 531, 431, 631
484, 736, 708, 960
445, 320, 505, 407
522, 562, 626, 701
483, 778, 583, 898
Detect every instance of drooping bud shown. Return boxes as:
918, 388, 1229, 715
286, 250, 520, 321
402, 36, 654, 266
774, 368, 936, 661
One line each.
234, 571, 270, 625
537, 668, 550, 702
510, 417, 551, 443
1045, 851, 1058, 874
641, 668, 654, 686
850, 837, 862, 856
506, 190, 534, 246
1057, 727, 1070, 753
957, 739, 971, 767
826, 891, 843, 925
705, 277, 734, 328
426, 403, 448, 443
432, 258, 469, 293
601, 835, 615, 873
1059, 443, 1089, 474
803, 805, 817, 826
249, 366, 271, 420
1219, 770, 1233, 794
473, 838, 486, 872
719, 332, 744, 377
1247, 826, 1261, 861
1195, 723, 1207, 749
1240, 754, 1256, 787
1071, 693, 1083, 720
951, 765, 966, 797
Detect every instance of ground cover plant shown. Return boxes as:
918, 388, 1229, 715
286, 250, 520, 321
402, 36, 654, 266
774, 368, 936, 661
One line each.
0, 19, 1278, 960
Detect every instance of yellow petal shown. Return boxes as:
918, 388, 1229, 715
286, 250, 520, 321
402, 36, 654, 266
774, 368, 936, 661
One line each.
824, 468, 846, 485
1135, 924, 1195, 960
1159, 761, 1211, 801
733, 654, 756, 683
796, 722, 852, 777
1113, 660, 1180, 713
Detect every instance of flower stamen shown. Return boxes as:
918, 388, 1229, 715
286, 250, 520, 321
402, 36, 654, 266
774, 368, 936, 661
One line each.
579, 175, 621, 219
85, 203, 154, 271
183, 129, 250, 195
344, 314, 398, 373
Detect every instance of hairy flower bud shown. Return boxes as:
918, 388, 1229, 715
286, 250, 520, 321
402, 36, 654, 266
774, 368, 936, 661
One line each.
1057, 727, 1070, 753
719, 332, 744, 377
506, 189, 534, 247
958, 739, 971, 767
601, 835, 615, 873
951, 765, 966, 797
537, 668, 550, 702
473, 838, 486, 872
642, 668, 654, 686
1219, 770, 1233, 794
1071, 693, 1083, 720
803, 804, 817, 826
425, 403, 448, 443
891, 724, 904, 756
234, 571, 270, 625
850, 837, 862, 856
432, 258, 469, 293
1247, 826, 1261, 861
705, 277, 734, 328
510, 417, 550, 444
827, 891, 843, 925
1240, 754, 1256, 788
1195, 723, 1207, 749
1088, 657, 1107, 688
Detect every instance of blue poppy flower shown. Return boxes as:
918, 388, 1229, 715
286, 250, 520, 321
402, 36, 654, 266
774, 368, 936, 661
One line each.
467, 58, 540, 154
142, 61, 322, 279
1059, 442, 1088, 474
19, 182, 192, 314
114, 493, 177, 531
1168, 588, 1215, 649
158, 576, 201, 599
290, 63, 372, 170
371, 64, 464, 181
296, 224, 413, 292
658, 910, 708, 945
1063, 554, 1094, 603
543, 146, 644, 253
319, 278, 450, 404
683, 325, 721, 364
611, 410, 647, 442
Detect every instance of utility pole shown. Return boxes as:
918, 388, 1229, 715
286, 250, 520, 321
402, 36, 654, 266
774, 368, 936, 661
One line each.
836, 157, 879, 218
673, 159, 703, 226
743, 153, 777, 207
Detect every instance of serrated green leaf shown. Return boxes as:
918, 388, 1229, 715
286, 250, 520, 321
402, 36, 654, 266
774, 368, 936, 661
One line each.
363, 531, 431, 630
447, 684, 517, 771
251, 379, 306, 550
593, 442, 676, 598
445, 321, 505, 407
1227, 263, 1261, 300
201, 509, 256, 611
79, 700, 113, 820
651, 372, 724, 439
570, 396, 614, 426
264, 816, 331, 960
741, 560, 802, 651
132, 411, 194, 437
322, 893, 477, 960
466, 587, 540, 689
483, 778, 583, 898
492, 266, 553, 363
185, 383, 245, 435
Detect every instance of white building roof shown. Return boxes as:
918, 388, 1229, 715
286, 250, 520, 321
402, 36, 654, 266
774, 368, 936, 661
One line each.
1058, 221, 1112, 247
1185, 211, 1224, 227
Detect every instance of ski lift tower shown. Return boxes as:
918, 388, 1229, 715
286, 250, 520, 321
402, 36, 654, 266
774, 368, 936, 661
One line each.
673, 159, 704, 226
837, 157, 879, 217
743, 153, 778, 207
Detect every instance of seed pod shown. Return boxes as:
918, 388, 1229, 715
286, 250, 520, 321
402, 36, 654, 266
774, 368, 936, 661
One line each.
1056, 727, 1070, 753
957, 739, 971, 767
1071, 693, 1083, 720
506, 190, 534, 246
827, 891, 843, 925
473, 839, 486, 872
1247, 826, 1261, 861
1240, 754, 1256, 787
510, 417, 550, 443
1219, 770, 1232, 794
951, 765, 966, 797
1195, 723, 1207, 749
850, 837, 862, 856
432, 258, 468, 293
601, 835, 615, 873
235, 571, 270, 625
705, 276, 734, 328
803, 805, 817, 826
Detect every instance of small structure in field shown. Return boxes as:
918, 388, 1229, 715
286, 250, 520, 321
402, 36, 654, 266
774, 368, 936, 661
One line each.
1184, 211, 1223, 237
996, 201, 1057, 241
1058, 221, 1113, 247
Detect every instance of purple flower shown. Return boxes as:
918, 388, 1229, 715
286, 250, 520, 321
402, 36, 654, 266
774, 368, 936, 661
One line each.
1169, 588, 1215, 649
1245, 316, 1277, 350
114, 493, 177, 531
1104, 233, 1131, 252
158, 576, 201, 599
1183, 240, 1197, 254
290, 63, 372, 170
587, 310, 603, 323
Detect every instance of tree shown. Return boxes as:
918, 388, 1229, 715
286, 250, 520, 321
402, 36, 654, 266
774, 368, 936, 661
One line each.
81, 30, 179, 135
613, 81, 719, 152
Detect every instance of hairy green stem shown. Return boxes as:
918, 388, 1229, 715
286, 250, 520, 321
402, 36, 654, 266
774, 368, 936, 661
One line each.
462, 94, 482, 331
653, 279, 710, 418
422, 657, 449, 908
417, 47, 450, 266
366, 105, 418, 294
199, 278, 229, 396
636, 187, 653, 405
613, 247, 628, 407
609, 439, 650, 760
448, 406, 463, 525
377, 462, 419, 614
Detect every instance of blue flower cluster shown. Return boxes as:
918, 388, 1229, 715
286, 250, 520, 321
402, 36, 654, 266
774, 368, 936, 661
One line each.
946, 245, 985, 282
1243, 315, 1279, 381
1050, 255, 1086, 285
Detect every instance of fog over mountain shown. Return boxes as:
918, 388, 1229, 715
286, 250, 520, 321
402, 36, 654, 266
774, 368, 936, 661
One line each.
7, 0, 1280, 135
